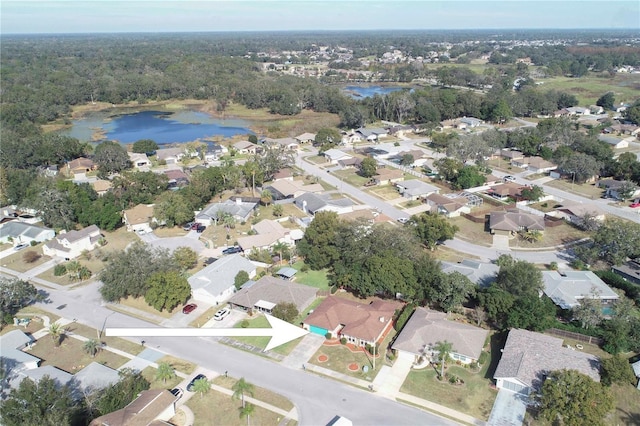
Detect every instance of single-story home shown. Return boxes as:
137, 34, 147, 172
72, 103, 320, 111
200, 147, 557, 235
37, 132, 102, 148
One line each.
294, 192, 354, 216
598, 134, 633, 149
43, 225, 102, 259
356, 127, 388, 141
295, 132, 316, 144
607, 123, 640, 136
67, 157, 96, 175
395, 180, 440, 200
597, 179, 640, 200
128, 152, 151, 170
236, 219, 303, 253
323, 149, 352, 164
440, 259, 499, 287
264, 137, 299, 151
500, 149, 524, 162
0, 221, 55, 245
195, 198, 259, 225
272, 168, 294, 181
489, 210, 545, 235
547, 203, 606, 227
233, 140, 260, 155
373, 168, 404, 185
341, 130, 364, 145
632, 360, 640, 390
425, 193, 470, 218
228, 275, 317, 314
494, 329, 600, 394
0, 330, 40, 374
188, 254, 257, 305
91, 179, 113, 196
393, 150, 425, 167
156, 147, 185, 164
122, 204, 156, 234
542, 270, 619, 310
566, 106, 591, 116
266, 179, 324, 200
486, 182, 527, 201
90, 389, 178, 426
338, 157, 363, 169
612, 259, 640, 286
392, 307, 488, 365
303, 297, 402, 348
512, 156, 557, 173
164, 169, 190, 189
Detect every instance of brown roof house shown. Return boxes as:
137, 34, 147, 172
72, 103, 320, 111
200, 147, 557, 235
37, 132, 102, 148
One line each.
489, 210, 545, 235
494, 329, 600, 394
303, 297, 402, 348
237, 219, 303, 253
486, 182, 526, 201
90, 389, 178, 426
91, 179, 113, 196
373, 168, 405, 185
67, 157, 96, 175
392, 308, 488, 365
425, 193, 470, 218
43, 225, 102, 260
123, 204, 156, 234
229, 275, 317, 314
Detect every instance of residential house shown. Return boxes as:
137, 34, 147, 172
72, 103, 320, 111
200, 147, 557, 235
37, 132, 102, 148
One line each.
612, 259, 640, 286
43, 225, 102, 260
156, 147, 184, 165
566, 106, 590, 115
295, 132, 316, 144
195, 198, 258, 225
0, 330, 40, 376
484, 174, 502, 186
500, 149, 524, 162
608, 123, 640, 137
323, 149, 352, 164
338, 157, 362, 169
237, 219, 303, 253
338, 209, 378, 224
494, 329, 600, 394
294, 192, 354, 216
341, 130, 364, 145
89, 389, 178, 426
489, 210, 545, 235
11, 365, 73, 390
272, 168, 294, 181
588, 105, 605, 115
229, 275, 317, 314
356, 127, 388, 142
542, 270, 619, 310
72, 362, 121, 393
373, 168, 404, 185
392, 307, 488, 365
265, 179, 324, 200
425, 193, 470, 218
123, 204, 156, 234
386, 124, 413, 137
233, 140, 260, 155
597, 179, 640, 200
548, 203, 606, 227
0, 206, 18, 224
0, 221, 55, 245
67, 157, 95, 175
128, 152, 151, 170
205, 144, 227, 163
459, 116, 484, 127
512, 156, 557, 173
91, 179, 113, 196
164, 169, 190, 189
632, 360, 640, 390
264, 137, 299, 151
395, 180, 440, 200
440, 259, 499, 287
188, 254, 257, 305
303, 297, 402, 347
598, 134, 632, 149
394, 150, 427, 167
486, 182, 527, 201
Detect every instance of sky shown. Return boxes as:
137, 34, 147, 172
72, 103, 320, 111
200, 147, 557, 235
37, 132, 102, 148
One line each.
1, 1, 639, 34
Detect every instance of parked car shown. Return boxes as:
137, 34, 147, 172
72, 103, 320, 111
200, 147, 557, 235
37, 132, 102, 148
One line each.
504, 175, 516, 182
222, 246, 242, 255
213, 308, 231, 321
186, 374, 207, 392
397, 217, 409, 224
170, 387, 184, 399
196, 224, 206, 233
190, 222, 201, 230
182, 222, 194, 231
182, 303, 197, 314
13, 243, 29, 251
630, 202, 640, 208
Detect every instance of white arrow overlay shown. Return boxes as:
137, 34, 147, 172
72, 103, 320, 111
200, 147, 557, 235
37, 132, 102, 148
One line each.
106, 314, 309, 351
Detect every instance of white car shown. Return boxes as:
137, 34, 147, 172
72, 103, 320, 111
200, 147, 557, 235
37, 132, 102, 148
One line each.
504, 175, 516, 182
13, 243, 29, 251
397, 217, 409, 224
213, 308, 231, 321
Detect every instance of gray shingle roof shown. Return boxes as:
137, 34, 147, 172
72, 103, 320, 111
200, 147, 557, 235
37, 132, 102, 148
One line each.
196, 199, 258, 222
397, 180, 439, 197
392, 307, 488, 360
74, 362, 120, 391
188, 254, 257, 297
440, 260, 499, 287
493, 329, 600, 390
229, 275, 317, 312
0, 221, 54, 240
0, 330, 40, 370
542, 270, 619, 309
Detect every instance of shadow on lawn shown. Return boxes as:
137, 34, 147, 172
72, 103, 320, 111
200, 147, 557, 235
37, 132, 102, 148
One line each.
484, 331, 508, 380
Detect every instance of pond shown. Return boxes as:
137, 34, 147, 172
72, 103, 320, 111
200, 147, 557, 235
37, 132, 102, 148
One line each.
62, 110, 254, 145
343, 85, 408, 99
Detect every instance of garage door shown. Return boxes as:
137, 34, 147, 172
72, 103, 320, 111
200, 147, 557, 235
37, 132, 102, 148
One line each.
309, 325, 328, 336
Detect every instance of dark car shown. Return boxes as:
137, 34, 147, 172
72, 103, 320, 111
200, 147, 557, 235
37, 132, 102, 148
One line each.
190, 222, 200, 230
182, 303, 197, 314
186, 374, 207, 392
196, 224, 206, 233
222, 246, 242, 255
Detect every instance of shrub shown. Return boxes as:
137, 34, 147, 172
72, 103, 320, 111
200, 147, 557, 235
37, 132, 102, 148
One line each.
240, 319, 249, 328
470, 361, 479, 370
340, 337, 347, 345
394, 303, 416, 331
325, 332, 332, 340
23, 251, 40, 263
600, 355, 636, 386
29, 240, 38, 246
449, 374, 458, 384
300, 264, 310, 273
541, 202, 548, 208
54, 264, 67, 276
478, 351, 489, 365
549, 261, 558, 271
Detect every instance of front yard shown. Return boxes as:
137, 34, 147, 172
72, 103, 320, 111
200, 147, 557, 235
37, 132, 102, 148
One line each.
230, 314, 301, 356
331, 169, 370, 187
544, 179, 604, 199
291, 261, 330, 291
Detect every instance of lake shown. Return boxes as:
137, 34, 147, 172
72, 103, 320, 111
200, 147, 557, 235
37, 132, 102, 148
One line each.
343, 85, 406, 99
63, 110, 253, 145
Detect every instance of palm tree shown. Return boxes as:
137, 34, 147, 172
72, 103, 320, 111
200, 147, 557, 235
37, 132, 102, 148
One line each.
260, 189, 273, 206
83, 339, 100, 358
49, 322, 64, 347
232, 377, 254, 408
155, 362, 175, 384
433, 340, 453, 379
271, 241, 288, 266
239, 402, 255, 426
192, 377, 211, 399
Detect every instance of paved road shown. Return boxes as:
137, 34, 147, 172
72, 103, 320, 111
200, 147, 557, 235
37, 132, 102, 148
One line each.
35, 283, 456, 426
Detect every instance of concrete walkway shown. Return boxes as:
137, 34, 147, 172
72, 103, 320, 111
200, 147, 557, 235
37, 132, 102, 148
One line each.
281, 333, 325, 368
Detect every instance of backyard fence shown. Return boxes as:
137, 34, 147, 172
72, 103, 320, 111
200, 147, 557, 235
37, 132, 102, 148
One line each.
547, 328, 603, 346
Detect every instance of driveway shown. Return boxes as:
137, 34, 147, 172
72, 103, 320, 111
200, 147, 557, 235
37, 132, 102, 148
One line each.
487, 388, 528, 426
143, 232, 206, 254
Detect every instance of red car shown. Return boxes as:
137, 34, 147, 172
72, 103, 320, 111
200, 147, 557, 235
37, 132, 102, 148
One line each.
182, 303, 197, 314
630, 202, 640, 208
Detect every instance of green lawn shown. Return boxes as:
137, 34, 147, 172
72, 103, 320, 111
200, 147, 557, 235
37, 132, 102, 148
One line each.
332, 169, 370, 187
1, 247, 51, 273
141, 365, 182, 390
212, 375, 294, 412
291, 262, 330, 290
156, 355, 197, 375
66, 322, 144, 355
537, 73, 640, 106
544, 179, 604, 199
